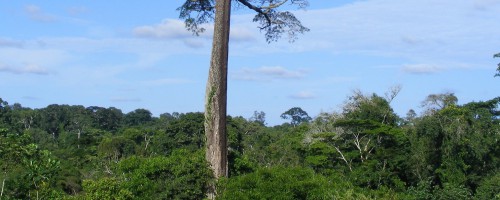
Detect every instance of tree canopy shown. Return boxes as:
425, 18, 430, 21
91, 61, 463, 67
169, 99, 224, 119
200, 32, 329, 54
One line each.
281, 107, 312, 126
178, 0, 310, 42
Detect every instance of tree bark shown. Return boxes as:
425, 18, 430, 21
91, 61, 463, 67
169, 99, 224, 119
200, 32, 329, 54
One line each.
205, 0, 230, 182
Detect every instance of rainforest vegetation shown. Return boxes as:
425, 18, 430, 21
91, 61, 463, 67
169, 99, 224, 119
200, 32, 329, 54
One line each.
0, 91, 498, 199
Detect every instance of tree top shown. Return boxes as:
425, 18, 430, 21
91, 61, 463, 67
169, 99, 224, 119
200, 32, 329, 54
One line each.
178, 0, 310, 43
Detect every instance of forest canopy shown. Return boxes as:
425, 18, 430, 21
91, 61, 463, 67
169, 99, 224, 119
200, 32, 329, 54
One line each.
0, 92, 498, 199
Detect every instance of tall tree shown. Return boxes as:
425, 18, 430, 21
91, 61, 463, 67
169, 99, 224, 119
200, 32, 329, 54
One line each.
249, 110, 266, 125
178, 0, 309, 182
421, 92, 458, 114
281, 107, 312, 126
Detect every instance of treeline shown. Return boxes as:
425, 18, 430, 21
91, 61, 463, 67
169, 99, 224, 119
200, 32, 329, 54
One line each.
0, 91, 499, 199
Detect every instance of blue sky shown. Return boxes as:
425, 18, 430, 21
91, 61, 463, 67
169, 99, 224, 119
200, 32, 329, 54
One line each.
1, 0, 499, 125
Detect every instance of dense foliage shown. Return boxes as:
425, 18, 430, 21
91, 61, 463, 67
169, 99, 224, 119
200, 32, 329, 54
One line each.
0, 93, 498, 199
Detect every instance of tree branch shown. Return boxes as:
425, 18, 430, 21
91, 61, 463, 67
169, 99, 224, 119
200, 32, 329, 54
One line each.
334, 146, 352, 171
237, 0, 273, 28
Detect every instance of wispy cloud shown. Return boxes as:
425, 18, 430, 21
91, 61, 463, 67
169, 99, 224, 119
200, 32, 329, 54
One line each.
24, 4, 57, 22
66, 6, 88, 16
473, 0, 500, 10
402, 64, 442, 75
290, 91, 317, 99
258, 66, 305, 78
244, 0, 500, 71
0, 63, 50, 75
132, 18, 256, 46
183, 38, 205, 48
132, 19, 211, 49
232, 66, 307, 81
0, 38, 24, 48
142, 78, 192, 86
133, 19, 193, 39
22, 96, 40, 101
229, 25, 256, 42
110, 97, 142, 103
326, 76, 357, 83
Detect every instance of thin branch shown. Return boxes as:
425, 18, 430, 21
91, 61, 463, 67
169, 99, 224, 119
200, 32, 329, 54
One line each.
261, 0, 289, 11
353, 133, 364, 161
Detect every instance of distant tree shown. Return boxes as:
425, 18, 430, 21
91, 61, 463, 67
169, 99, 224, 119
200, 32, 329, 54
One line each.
404, 109, 417, 124
495, 53, 500, 77
97, 137, 136, 163
406, 97, 500, 197
87, 149, 212, 199
147, 112, 205, 156
343, 90, 400, 126
306, 90, 407, 190
159, 112, 179, 121
178, 0, 310, 186
163, 112, 205, 152
65, 106, 92, 149
87, 106, 123, 132
124, 109, 153, 127
249, 111, 266, 125
421, 92, 458, 112
281, 107, 312, 126
37, 104, 71, 139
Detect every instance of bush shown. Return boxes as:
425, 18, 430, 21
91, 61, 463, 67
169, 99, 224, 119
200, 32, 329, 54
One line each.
217, 166, 334, 200
474, 172, 500, 200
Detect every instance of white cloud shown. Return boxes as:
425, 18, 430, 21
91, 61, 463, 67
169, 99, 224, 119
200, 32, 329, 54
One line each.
183, 38, 205, 48
142, 78, 192, 86
242, 0, 500, 70
110, 97, 142, 103
0, 47, 70, 72
0, 63, 50, 75
473, 0, 500, 10
132, 19, 213, 49
290, 91, 316, 99
132, 18, 256, 47
229, 26, 256, 42
258, 66, 304, 78
232, 66, 307, 81
24, 4, 56, 22
133, 19, 193, 39
402, 64, 442, 75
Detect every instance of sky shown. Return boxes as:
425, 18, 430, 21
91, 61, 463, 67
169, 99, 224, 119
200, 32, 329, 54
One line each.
1, 0, 499, 125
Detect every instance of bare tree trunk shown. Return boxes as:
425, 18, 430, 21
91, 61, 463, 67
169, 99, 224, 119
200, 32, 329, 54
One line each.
77, 129, 81, 149
1, 177, 5, 199
206, 0, 230, 179
334, 146, 352, 171
144, 133, 151, 151
205, 0, 231, 196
